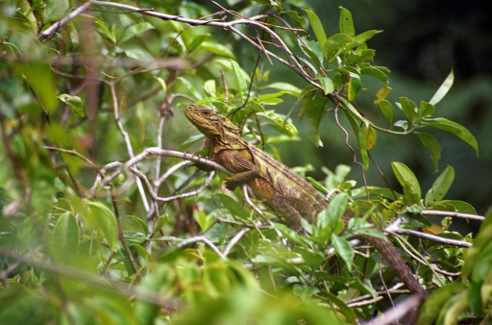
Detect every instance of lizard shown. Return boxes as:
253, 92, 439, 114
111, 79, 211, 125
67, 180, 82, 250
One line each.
184, 104, 425, 297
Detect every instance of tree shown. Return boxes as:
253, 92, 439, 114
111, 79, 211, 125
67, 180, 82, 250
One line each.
0, 1, 489, 324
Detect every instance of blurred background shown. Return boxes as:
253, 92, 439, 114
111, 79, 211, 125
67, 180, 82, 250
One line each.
274, 0, 492, 214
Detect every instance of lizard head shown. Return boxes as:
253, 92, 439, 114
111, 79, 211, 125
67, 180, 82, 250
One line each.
184, 105, 240, 138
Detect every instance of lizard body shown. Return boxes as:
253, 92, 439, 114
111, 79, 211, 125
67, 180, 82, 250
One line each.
184, 105, 425, 296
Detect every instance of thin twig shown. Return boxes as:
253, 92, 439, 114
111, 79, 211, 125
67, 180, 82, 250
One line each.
421, 209, 485, 221
346, 283, 406, 307
39, 1, 94, 40
109, 82, 151, 212
43, 145, 99, 169
389, 228, 471, 248
364, 294, 423, 325
177, 236, 226, 259
223, 228, 250, 257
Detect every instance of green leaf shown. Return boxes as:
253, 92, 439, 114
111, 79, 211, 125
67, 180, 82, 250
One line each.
332, 234, 354, 272
429, 70, 454, 105
425, 166, 455, 205
417, 283, 465, 325
204, 80, 216, 97
422, 117, 479, 155
468, 281, 482, 315
323, 33, 352, 62
257, 110, 298, 137
391, 162, 421, 204
305, 9, 327, 45
374, 84, 391, 104
231, 61, 250, 93
265, 82, 301, 97
44, 0, 69, 22
398, 96, 417, 122
347, 75, 361, 101
316, 193, 348, 244
120, 22, 154, 43
216, 193, 250, 220
361, 65, 390, 82
299, 88, 328, 147
377, 99, 395, 125
419, 100, 435, 117
339, 7, 355, 36
200, 41, 235, 58
353, 29, 382, 44
303, 39, 325, 66
194, 210, 214, 232
431, 200, 477, 214
318, 76, 334, 95
123, 47, 153, 61
58, 94, 84, 117
95, 18, 116, 43
14, 63, 58, 113
417, 132, 441, 171
50, 212, 80, 259
85, 201, 118, 249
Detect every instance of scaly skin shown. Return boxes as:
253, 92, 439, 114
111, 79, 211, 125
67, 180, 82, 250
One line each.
184, 105, 425, 296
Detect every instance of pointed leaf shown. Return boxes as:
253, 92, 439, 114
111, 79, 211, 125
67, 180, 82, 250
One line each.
354, 29, 382, 44
339, 7, 355, 35
14, 63, 58, 113
430, 70, 454, 105
422, 117, 479, 155
316, 193, 348, 244
425, 166, 455, 205
332, 234, 354, 272
391, 162, 421, 204
305, 9, 327, 45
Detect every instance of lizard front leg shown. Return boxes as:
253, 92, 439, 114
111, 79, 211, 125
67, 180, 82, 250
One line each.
224, 169, 260, 190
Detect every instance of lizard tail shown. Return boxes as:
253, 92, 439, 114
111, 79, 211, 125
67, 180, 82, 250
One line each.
362, 235, 426, 296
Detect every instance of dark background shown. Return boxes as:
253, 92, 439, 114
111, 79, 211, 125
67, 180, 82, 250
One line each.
288, 0, 492, 214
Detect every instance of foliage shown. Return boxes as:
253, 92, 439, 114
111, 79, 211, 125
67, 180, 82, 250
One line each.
0, 0, 487, 324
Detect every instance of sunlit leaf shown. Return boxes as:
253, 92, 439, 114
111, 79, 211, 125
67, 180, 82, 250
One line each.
257, 110, 298, 137
339, 7, 355, 36
200, 41, 235, 58
429, 70, 454, 105
265, 82, 301, 97
204, 79, 216, 97
305, 9, 327, 46
58, 94, 84, 117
